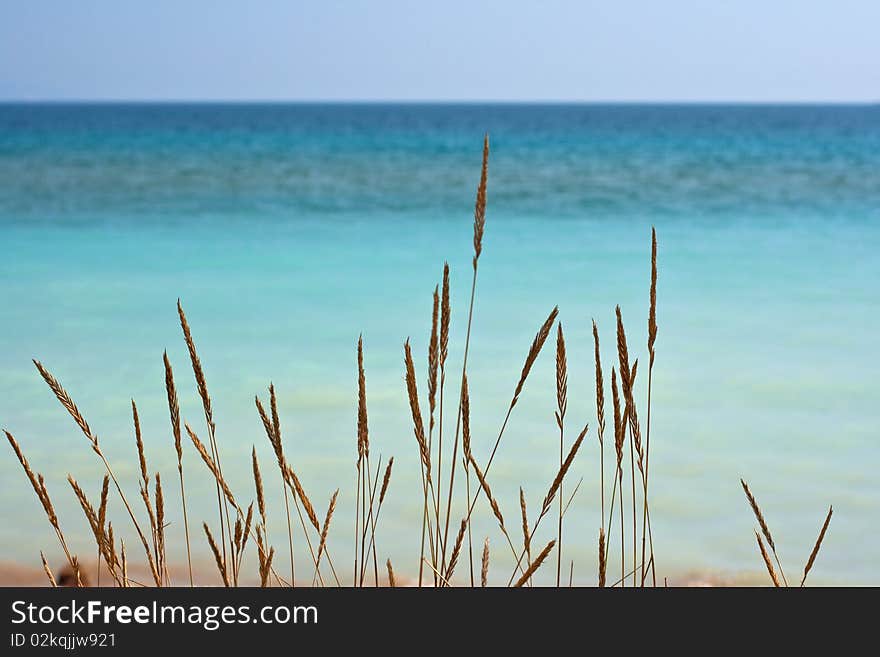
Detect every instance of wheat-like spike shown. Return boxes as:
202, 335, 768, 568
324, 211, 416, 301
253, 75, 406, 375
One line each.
403, 340, 431, 481
555, 323, 568, 428
33, 360, 99, 450
461, 374, 472, 462
598, 527, 607, 587
440, 263, 450, 369
801, 505, 833, 586
40, 552, 57, 587
6, 431, 59, 530
469, 455, 505, 529
97, 474, 110, 533
120, 539, 127, 586
316, 489, 339, 564
241, 503, 254, 552
481, 537, 490, 587
185, 423, 237, 508
269, 383, 282, 450
69, 475, 114, 572
472, 134, 489, 267
649, 226, 658, 366
107, 522, 117, 569
357, 335, 369, 461
444, 518, 468, 583
252, 447, 266, 528
611, 368, 624, 475
513, 540, 556, 587
541, 424, 589, 515
740, 479, 776, 552
162, 352, 183, 464
386, 559, 396, 588
234, 515, 243, 555
177, 300, 213, 430
510, 307, 559, 410
519, 487, 531, 560
155, 473, 166, 583
379, 457, 394, 506
132, 400, 148, 489
203, 523, 229, 586
287, 465, 320, 532
255, 395, 276, 455
71, 556, 83, 588
592, 320, 606, 443
615, 307, 644, 470
755, 531, 781, 587
428, 285, 440, 431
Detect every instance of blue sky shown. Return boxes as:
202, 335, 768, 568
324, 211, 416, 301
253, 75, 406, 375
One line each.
1, 1, 878, 101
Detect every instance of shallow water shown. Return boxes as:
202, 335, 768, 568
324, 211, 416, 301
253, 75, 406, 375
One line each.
1, 103, 878, 584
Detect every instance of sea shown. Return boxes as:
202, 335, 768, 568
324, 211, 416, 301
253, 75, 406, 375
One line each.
1, 103, 878, 585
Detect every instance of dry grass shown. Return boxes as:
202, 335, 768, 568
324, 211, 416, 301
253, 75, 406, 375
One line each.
3, 137, 836, 589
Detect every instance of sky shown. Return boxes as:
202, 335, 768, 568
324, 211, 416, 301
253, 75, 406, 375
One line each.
1, 1, 878, 102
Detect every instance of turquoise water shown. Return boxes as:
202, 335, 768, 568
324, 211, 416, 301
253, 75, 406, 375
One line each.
1, 104, 878, 585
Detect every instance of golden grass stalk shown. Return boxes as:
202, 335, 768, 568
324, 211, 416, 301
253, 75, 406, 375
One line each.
185, 423, 237, 509
284, 463, 339, 586
470, 456, 505, 530
428, 285, 440, 434
354, 335, 366, 587
363, 457, 394, 585
435, 265, 449, 575
462, 306, 559, 532
481, 537, 489, 587
519, 487, 531, 572
29, 364, 161, 586
386, 558, 396, 588
755, 530, 781, 587
356, 337, 379, 587
40, 552, 57, 587
252, 447, 267, 531
513, 540, 556, 588
444, 518, 468, 584
237, 503, 254, 577
68, 475, 121, 586
555, 322, 567, 586
507, 423, 588, 585
5, 431, 75, 570
96, 474, 109, 586
287, 465, 319, 532
120, 539, 127, 587
404, 338, 437, 585
740, 478, 788, 586
204, 522, 229, 587
315, 489, 339, 576
256, 393, 295, 587
801, 505, 833, 586
460, 372, 475, 585
442, 137, 487, 576
178, 301, 232, 573
404, 340, 432, 483
593, 320, 606, 526
269, 384, 297, 587
610, 367, 625, 583
541, 424, 588, 518
155, 473, 166, 585
97, 474, 109, 538
640, 227, 658, 586
132, 400, 159, 575
164, 351, 193, 586
615, 308, 644, 472
598, 527, 607, 587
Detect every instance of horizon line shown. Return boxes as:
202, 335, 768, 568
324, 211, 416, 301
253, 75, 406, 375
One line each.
1, 98, 878, 106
